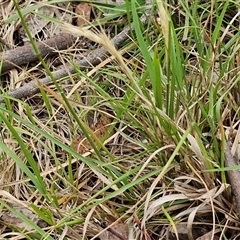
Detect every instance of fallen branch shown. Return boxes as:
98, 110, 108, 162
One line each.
224, 141, 240, 216
0, 33, 76, 72
0, 14, 148, 103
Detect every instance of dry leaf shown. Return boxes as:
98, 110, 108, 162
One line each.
19, 5, 54, 42
75, 3, 92, 27
19, 3, 73, 42
99, 223, 129, 240
73, 115, 113, 154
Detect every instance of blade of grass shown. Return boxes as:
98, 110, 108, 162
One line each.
0, 112, 47, 196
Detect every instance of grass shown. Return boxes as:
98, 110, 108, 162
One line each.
0, 0, 240, 239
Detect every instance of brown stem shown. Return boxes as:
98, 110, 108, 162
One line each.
225, 141, 240, 216
107, 228, 128, 240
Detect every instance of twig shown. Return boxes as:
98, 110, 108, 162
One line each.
0, 14, 148, 103
224, 141, 240, 216
133, 214, 151, 240
0, 33, 76, 73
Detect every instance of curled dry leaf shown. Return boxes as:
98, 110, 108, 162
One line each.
75, 3, 92, 27
19, 3, 73, 42
144, 194, 188, 221
19, 5, 54, 42
73, 115, 113, 154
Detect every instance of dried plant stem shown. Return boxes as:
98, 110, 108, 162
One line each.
225, 141, 240, 216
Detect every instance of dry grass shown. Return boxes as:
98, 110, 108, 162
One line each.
0, 0, 240, 240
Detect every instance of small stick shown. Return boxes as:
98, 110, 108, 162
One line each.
225, 141, 240, 216
133, 214, 151, 240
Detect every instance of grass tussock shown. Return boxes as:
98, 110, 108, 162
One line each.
0, 0, 240, 239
